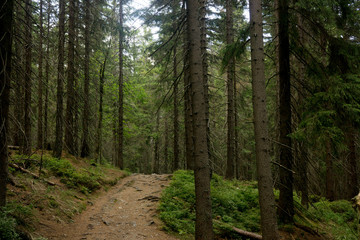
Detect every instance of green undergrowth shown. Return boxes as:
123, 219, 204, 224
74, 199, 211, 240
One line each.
11, 153, 125, 194
2, 152, 128, 239
159, 170, 359, 239
298, 199, 359, 239
159, 170, 261, 239
0, 202, 33, 240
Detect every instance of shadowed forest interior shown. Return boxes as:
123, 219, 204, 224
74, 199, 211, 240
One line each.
0, 0, 360, 239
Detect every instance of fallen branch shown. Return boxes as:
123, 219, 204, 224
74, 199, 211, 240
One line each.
138, 195, 160, 202
214, 220, 262, 239
231, 226, 262, 239
8, 145, 20, 150
9, 163, 55, 186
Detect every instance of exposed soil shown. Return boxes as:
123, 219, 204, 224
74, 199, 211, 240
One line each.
35, 174, 178, 240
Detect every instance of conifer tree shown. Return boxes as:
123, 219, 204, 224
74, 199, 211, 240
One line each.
0, 0, 14, 206
249, 0, 279, 238
54, 0, 66, 158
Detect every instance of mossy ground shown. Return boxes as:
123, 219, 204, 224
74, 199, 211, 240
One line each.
159, 170, 359, 240
1, 150, 128, 239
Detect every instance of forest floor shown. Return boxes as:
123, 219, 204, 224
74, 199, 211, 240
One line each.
6, 152, 341, 240
34, 173, 178, 240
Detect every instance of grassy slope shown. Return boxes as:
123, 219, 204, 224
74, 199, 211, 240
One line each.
159, 170, 359, 240
1, 151, 128, 240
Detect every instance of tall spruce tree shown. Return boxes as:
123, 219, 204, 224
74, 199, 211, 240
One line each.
54, 0, 66, 158
277, 0, 294, 224
186, 0, 213, 237
24, 0, 32, 155
81, 0, 91, 158
0, 0, 14, 206
249, 0, 279, 238
225, 0, 235, 179
117, 0, 124, 169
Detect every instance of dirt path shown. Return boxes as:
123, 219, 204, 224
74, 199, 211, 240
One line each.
39, 174, 178, 240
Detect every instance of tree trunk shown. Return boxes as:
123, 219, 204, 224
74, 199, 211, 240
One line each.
44, 0, 51, 150
117, 0, 124, 169
225, 0, 235, 179
183, 6, 194, 171
97, 58, 106, 164
72, 0, 80, 155
346, 130, 358, 199
24, 0, 32, 155
200, 0, 210, 166
12, 18, 23, 148
0, 0, 14, 206
277, 0, 294, 224
112, 110, 118, 165
164, 117, 169, 173
154, 112, 160, 174
325, 140, 335, 201
81, 0, 91, 158
249, 0, 280, 238
234, 76, 240, 179
37, 0, 44, 150
53, 0, 66, 158
294, 10, 309, 207
184, 46, 194, 170
186, 0, 214, 238
173, 46, 179, 171
65, 0, 76, 155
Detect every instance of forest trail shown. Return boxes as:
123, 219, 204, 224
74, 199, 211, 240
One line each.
38, 174, 178, 240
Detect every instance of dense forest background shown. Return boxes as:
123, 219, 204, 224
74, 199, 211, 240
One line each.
0, 0, 360, 238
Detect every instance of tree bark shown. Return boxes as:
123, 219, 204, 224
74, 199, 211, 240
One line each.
12, 14, 23, 148
277, 0, 294, 224
183, 2, 194, 171
325, 140, 335, 201
164, 117, 169, 172
234, 77, 239, 179
154, 112, 160, 174
173, 46, 179, 171
81, 0, 91, 158
97, 57, 107, 164
184, 42, 194, 170
72, 0, 80, 155
65, 0, 76, 155
37, 0, 44, 150
225, 0, 235, 179
44, 0, 51, 150
117, 0, 124, 169
346, 130, 358, 199
24, 0, 32, 155
0, 0, 14, 206
199, 0, 210, 166
186, 0, 214, 238
249, 0, 280, 238
53, 0, 66, 158
294, 9, 309, 207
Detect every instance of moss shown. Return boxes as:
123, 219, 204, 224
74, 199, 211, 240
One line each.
159, 170, 261, 237
160, 170, 359, 239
